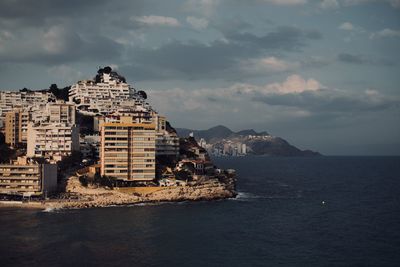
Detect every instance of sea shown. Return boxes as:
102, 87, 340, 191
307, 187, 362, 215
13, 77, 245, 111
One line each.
1, 156, 399, 267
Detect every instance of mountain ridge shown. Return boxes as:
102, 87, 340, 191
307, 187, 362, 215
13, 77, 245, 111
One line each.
176, 125, 321, 157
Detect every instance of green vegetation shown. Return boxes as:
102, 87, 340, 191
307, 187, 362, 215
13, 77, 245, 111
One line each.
49, 84, 71, 101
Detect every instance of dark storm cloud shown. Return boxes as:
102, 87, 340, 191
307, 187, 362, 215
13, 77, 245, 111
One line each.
337, 53, 395, 66
0, 0, 113, 28
0, 0, 146, 65
122, 26, 323, 80
0, 27, 123, 65
225, 26, 322, 52
337, 53, 367, 64
253, 89, 399, 113
0, 0, 323, 81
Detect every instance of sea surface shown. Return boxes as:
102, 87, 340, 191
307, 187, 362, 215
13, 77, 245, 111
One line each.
1, 156, 400, 267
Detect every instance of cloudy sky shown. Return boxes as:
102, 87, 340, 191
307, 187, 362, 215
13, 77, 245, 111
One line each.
0, 0, 399, 155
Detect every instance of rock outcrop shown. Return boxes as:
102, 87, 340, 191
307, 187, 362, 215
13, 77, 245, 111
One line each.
46, 174, 236, 210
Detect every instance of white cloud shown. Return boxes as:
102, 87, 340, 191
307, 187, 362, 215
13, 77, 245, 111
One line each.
263, 74, 321, 94
320, 0, 340, 9
370, 28, 400, 39
186, 16, 209, 30
241, 57, 301, 74
150, 75, 323, 112
338, 22, 354, 31
132, 15, 180, 27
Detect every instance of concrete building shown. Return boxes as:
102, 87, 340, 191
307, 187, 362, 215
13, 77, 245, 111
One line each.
68, 68, 153, 116
5, 110, 20, 147
0, 91, 55, 128
154, 115, 179, 157
100, 122, 156, 182
47, 101, 76, 124
4, 109, 31, 146
27, 122, 80, 160
0, 157, 57, 197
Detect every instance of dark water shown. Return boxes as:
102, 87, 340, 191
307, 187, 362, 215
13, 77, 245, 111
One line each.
1, 156, 400, 267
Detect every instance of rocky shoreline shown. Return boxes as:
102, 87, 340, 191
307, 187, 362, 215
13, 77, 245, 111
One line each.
1, 175, 237, 210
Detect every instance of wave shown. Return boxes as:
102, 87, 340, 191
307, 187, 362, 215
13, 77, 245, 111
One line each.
231, 191, 303, 201
42, 207, 58, 213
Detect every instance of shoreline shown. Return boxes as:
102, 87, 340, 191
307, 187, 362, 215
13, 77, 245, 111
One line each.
0, 176, 237, 210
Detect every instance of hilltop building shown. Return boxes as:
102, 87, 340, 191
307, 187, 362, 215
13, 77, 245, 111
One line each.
69, 67, 149, 116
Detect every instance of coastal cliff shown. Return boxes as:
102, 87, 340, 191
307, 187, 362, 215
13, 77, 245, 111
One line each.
45, 174, 236, 209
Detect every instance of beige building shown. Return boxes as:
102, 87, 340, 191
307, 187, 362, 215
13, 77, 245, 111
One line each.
5, 109, 31, 146
100, 122, 156, 182
0, 157, 57, 196
5, 110, 20, 147
47, 102, 76, 124
27, 122, 80, 159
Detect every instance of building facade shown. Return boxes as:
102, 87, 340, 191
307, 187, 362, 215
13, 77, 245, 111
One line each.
27, 122, 80, 159
100, 122, 156, 182
4, 109, 31, 146
0, 157, 57, 196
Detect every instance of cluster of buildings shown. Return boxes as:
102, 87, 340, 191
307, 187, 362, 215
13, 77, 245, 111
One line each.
0, 67, 180, 197
198, 138, 247, 157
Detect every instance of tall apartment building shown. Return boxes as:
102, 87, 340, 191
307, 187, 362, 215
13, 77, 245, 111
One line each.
100, 122, 156, 182
5, 110, 20, 147
27, 122, 80, 160
0, 157, 57, 197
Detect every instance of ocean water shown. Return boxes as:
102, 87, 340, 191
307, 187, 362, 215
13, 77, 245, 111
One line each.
1, 156, 400, 267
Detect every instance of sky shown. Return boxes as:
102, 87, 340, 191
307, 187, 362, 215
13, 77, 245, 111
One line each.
0, 0, 399, 155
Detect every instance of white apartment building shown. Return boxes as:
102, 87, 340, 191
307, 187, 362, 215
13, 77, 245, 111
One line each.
27, 122, 80, 160
0, 91, 55, 127
69, 67, 152, 116
47, 101, 76, 124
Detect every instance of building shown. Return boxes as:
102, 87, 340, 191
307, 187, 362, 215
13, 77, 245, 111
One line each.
47, 101, 76, 124
198, 138, 207, 148
4, 109, 31, 146
0, 157, 57, 197
100, 122, 156, 182
154, 115, 179, 157
5, 110, 20, 147
80, 135, 100, 160
68, 67, 152, 116
0, 90, 55, 128
95, 111, 179, 158
27, 122, 80, 160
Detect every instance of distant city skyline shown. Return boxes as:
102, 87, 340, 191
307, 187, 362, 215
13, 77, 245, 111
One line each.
0, 0, 399, 155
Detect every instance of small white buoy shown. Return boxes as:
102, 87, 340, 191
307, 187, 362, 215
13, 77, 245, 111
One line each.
322, 201, 325, 205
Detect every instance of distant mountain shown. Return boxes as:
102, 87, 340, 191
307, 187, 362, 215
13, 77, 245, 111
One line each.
177, 125, 234, 143
176, 125, 321, 157
176, 125, 268, 142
